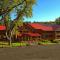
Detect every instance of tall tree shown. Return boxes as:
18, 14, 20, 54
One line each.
55, 17, 60, 24
0, 0, 36, 45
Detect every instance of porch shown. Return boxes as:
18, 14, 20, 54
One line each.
17, 32, 41, 42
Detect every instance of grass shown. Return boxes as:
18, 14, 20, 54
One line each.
41, 40, 51, 44
0, 40, 59, 48
37, 40, 57, 45
0, 42, 10, 48
12, 42, 27, 47
0, 41, 30, 47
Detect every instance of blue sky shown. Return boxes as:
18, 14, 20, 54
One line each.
24, 0, 60, 22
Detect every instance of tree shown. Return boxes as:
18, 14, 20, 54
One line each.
55, 17, 60, 24
0, 0, 36, 45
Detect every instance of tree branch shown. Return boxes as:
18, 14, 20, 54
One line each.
0, 0, 25, 16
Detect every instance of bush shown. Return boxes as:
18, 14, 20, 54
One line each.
52, 41, 59, 43
38, 42, 41, 45
41, 40, 51, 43
26, 43, 30, 46
50, 40, 59, 43
12, 42, 27, 47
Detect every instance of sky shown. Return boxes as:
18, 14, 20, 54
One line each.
24, 0, 60, 22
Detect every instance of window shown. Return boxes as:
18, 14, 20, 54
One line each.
42, 34, 52, 38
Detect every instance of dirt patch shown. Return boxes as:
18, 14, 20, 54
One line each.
0, 44, 60, 60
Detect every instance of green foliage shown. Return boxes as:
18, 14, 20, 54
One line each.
38, 42, 41, 45
55, 17, 60, 24
1, 0, 36, 28
0, 0, 36, 17
0, 21, 3, 25
50, 40, 59, 43
4, 14, 11, 31
0, 0, 36, 45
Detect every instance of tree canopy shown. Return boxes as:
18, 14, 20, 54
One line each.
55, 17, 60, 24
0, 0, 36, 20
0, 0, 36, 45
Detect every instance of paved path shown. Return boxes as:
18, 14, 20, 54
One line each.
0, 44, 60, 60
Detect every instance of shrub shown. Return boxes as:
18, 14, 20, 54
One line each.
41, 40, 51, 43
26, 43, 30, 46
52, 41, 59, 43
50, 40, 59, 43
38, 42, 41, 45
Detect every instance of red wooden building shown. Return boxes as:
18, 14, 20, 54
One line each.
0, 25, 6, 40
0, 23, 60, 41
18, 23, 60, 41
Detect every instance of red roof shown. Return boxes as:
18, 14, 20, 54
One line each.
0, 25, 6, 30
51, 25, 60, 30
28, 23, 53, 31
23, 33, 40, 37
18, 32, 41, 37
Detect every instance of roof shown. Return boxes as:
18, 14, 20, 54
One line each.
0, 25, 6, 30
18, 32, 41, 37
50, 24, 60, 30
23, 32, 41, 37
43, 24, 60, 30
28, 23, 53, 31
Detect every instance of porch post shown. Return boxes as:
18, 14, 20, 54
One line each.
28, 36, 29, 41
55, 31, 57, 40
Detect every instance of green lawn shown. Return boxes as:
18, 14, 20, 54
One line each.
12, 42, 27, 47
0, 40, 59, 48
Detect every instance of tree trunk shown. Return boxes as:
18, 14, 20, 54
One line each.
6, 32, 12, 46
8, 38, 12, 46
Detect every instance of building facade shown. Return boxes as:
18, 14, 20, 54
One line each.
0, 23, 60, 41
18, 23, 60, 41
